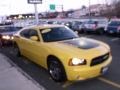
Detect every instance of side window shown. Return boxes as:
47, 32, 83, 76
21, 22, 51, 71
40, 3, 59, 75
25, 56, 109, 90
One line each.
20, 29, 30, 38
20, 29, 39, 40
29, 30, 38, 37
28, 29, 39, 41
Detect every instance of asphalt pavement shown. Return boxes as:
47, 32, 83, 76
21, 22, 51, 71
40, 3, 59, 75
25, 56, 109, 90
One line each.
0, 34, 120, 90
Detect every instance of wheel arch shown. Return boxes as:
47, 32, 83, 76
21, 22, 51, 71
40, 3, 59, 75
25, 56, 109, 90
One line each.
47, 55, 63, 67
47, 55, 67, 81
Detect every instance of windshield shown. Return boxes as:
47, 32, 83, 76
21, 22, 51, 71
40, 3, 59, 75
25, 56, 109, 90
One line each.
0, 27, 22, 33
85, 21, 95, 24
109, 21, 120, 26
40, 26, 79, 42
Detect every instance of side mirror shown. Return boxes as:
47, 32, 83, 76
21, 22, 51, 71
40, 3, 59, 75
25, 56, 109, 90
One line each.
30, 36, 38, 41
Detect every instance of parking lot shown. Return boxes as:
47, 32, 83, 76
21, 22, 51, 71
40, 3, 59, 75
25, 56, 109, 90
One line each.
0, 33, 120, 90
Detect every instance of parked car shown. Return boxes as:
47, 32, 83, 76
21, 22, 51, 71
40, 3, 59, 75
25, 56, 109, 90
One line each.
71, 21, 84, 33
105, 20, 120, 36
82, 20, 108, 34
63, 21, 73, 29
117, 27, 120, 37
14, 25, 112, 82
0, 26, 22, 46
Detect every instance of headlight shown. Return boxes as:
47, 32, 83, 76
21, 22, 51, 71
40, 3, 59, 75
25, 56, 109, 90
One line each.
66, 23, 69, 26
69, 58, 86, 66
11, 36, 14, 40
2, 35, 10, 40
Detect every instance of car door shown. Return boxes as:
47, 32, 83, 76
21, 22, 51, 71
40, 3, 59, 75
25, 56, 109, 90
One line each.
18, 29, 31, 56
22, 29, 48, 67
21, 29, 41, 62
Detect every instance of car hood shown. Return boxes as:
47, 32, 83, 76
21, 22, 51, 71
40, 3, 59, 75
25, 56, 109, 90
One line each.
46, 37, 109, 59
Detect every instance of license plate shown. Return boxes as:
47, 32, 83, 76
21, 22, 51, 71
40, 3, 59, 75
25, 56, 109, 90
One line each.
101, 67, 108, 75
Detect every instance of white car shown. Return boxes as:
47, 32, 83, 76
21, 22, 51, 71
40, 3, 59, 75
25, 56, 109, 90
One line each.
82, 19, 108, 34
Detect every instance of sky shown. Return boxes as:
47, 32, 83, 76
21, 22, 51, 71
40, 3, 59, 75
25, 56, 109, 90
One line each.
0, 0, 111, 16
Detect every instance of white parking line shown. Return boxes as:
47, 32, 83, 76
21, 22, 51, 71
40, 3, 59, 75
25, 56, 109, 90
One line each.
111, 38, 119, 41
62, 81, 74, 88
98, 77, 120, 89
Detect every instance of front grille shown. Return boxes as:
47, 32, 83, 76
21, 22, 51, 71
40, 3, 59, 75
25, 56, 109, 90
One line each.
90, 53, 109, 66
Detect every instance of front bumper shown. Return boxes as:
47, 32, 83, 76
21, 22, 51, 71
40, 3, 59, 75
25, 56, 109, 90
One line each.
85, 28, 95, 31
66, 56, 112, 81
107, 30, 117, 34
1, 39, 14, 45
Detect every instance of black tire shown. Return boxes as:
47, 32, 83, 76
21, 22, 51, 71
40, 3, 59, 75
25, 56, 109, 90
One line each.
98, 28, 104, 35
47, 58, 67, 82
83, 29, 88, 34
13, 43, 21, 57
0, 40, 3, 47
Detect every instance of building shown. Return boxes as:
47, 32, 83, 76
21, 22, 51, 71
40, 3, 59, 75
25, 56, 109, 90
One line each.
71, 4, 108, 18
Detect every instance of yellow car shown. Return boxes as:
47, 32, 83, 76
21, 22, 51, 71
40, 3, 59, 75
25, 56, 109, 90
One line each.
14, 25, 112, 82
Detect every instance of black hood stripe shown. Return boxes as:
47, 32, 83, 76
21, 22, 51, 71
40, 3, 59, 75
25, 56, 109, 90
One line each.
60, 38, 99, 49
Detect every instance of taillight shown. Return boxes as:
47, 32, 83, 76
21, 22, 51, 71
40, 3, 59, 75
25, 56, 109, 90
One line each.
117, 26, 120, 31
93, 24, 97, 30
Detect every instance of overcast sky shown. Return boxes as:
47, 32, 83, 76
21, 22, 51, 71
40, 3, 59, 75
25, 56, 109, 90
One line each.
0, 0, 110, 16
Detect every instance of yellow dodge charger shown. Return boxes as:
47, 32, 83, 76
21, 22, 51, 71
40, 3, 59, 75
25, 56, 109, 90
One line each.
14, 25, 112, 82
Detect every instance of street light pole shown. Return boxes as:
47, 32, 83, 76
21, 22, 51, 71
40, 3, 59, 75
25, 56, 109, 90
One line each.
89, 0, 91, 18
34, 4, 39, 25
61, 5, 64, 17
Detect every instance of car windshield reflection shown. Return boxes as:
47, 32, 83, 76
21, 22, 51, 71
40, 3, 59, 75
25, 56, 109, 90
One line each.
40, 26, 79, 42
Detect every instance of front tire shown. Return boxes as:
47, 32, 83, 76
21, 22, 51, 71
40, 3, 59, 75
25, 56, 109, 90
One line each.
47, 58, 67, 82
13, 43, 21, 57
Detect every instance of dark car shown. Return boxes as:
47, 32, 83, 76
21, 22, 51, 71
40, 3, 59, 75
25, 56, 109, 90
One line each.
0, 26, 22, 46
105, 20, 120, 36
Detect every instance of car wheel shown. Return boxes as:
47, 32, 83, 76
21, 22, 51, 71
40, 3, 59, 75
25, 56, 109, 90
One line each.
83, 29, 87, 34
48, 59, 67, 82
13, 43, 21, 57
0, 40, 3, 47
98, 28, 104, 35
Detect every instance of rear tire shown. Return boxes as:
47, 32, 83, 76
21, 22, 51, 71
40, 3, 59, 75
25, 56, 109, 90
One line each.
0, 40, 3, 47
98, 28, 104, 35
47, 58, 67, 82
83, 29, 88, 34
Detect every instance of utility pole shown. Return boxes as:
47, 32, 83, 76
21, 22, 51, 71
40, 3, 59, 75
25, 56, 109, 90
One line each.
89, 0, 91, 18
61, 5, 64, 17
34, 4, 39, 24
27, 0, 42, 25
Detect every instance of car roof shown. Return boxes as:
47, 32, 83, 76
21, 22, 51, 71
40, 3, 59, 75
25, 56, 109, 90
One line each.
23, 24, 65, 31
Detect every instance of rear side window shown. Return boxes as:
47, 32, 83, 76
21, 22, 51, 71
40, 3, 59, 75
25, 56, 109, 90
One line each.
86, 21, 95, 24
20, 29, 39, 40
29, 30, 38, 37
20, 29, 30, 38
